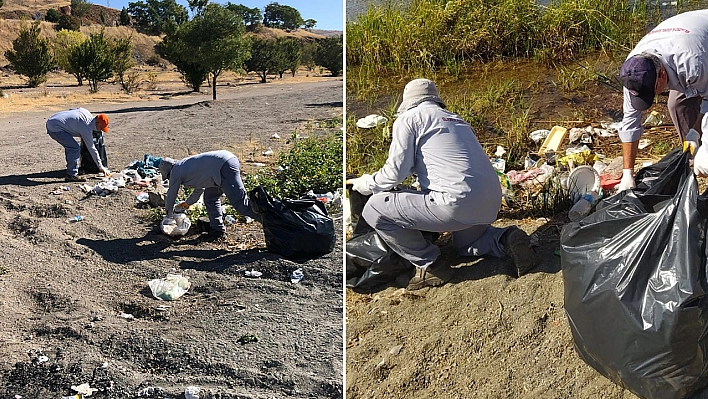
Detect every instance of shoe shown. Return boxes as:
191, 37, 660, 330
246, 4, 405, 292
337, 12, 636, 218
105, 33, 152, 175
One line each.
503, 227, 538, 277
208, 230, 226, 238
65, 174, 86, 182
406, 259, 454, 290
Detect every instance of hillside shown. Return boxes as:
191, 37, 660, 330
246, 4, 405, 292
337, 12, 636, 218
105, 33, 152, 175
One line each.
0, 0, 340, 65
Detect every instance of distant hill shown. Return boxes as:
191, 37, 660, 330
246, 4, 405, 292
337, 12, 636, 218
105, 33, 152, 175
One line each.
0, 1, 342, 65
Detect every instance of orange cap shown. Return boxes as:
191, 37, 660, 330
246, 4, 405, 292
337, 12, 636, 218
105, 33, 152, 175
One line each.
96, 114, 109, 132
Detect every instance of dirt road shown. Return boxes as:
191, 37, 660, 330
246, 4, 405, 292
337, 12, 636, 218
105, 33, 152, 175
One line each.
0, 79, 344, 398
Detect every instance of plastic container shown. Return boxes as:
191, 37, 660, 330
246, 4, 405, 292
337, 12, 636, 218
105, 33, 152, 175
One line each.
67, 215, 83, 223
568, 191, 599, 222
224, 215, 236, 224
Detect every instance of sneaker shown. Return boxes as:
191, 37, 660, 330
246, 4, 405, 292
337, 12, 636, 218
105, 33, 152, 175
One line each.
65, 174, 86, 182
503, 227, 538, 277
406, 259, 454, 290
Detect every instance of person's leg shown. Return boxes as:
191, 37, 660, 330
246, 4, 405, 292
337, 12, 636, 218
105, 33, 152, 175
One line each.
203, 187, 226, 235
47, 129, 80, 177
453, 225, 537, 277
220, 157, 261, 222
668, 90, 703, 140
452, 225, 507, 258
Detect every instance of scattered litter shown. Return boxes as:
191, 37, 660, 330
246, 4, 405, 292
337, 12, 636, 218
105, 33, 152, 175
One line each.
51, 190, 62, 195
389, 345, 403, 355
263, 148, 274, 156
137, 386, 164, 397
160, 213, 191, 237
642, 161, 654, 168
638, 138, 652, 149
244, 216, 254, 224
66, 215, 83, 223
601, 121, 622, 132
155, 305, 171, 311
135, 192, 149, 203
507, 165, 554, 188
60, 185, 70, 191
224, 215, 236, 224
185, 386, 201, 399
490, 158, 506, 173
61, 395, 80, 399
567, 166, 601, 203
494, 145, 506, 157
529, 129, 551, 143
245, 269, 263, 278
37, 355, 49, 364
356, 114, 388, 129
71, 383, 98, 397
252, 162, 266, 167
148, 274, 191, 301
538, 126, 568, 156
271, 133, 281, 139
291, 268, 304, 283
237, 334, 259, 345
644, 110, 664, 127
65, 200, 72, 204
120, 313, 135, 320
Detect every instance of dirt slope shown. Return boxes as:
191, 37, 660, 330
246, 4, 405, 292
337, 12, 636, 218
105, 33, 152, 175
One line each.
0, 79, 344, 398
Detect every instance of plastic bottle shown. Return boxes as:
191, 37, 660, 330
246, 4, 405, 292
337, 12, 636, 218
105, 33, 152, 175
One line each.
224, 215, 236, 224
568, 191, 598, 222
66, 215, 83, 223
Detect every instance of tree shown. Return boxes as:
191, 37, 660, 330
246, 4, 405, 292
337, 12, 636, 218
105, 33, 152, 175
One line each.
54, 29, 87, 85
263, 2, 303, 30
245, 37, 279, 83
57, 14, 81, 31
277, 37, 302, 78
70, 0, 91, 21
303, 18, 316, 30
45, 8, 61, 23
0, 0, 4, 8
161, 29, 209, 92
162, 4, 250, 99
187, 0, 208, 17
68, 29, 115, 92
301, 40, 317, 73
5, 21, 55, 87
225, 3, 261, 26
120, 7, 131, 26
128, 0, 188, 35
112, 37, 136, 93
314, 36, 342, 77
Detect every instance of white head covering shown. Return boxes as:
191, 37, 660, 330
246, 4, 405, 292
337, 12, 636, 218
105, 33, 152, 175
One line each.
159, 157, 176, 180
396, 78, 447, 114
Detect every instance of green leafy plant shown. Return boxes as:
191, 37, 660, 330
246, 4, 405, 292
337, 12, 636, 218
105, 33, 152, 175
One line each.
5, 21, 55, 87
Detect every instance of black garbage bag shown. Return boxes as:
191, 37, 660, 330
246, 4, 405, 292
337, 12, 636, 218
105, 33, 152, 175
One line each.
250, 186, 336, 260
346, 230, 414, 291
561, 148, 708, 399
79, 130, 108, 174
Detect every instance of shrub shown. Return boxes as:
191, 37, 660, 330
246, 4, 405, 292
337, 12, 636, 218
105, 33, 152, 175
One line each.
45, 8, 60, 23
5, 21, 55, 87
57, 14, 81, 31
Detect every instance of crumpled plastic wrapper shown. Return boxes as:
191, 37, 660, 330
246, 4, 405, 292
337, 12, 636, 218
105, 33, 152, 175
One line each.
148, 274, 191, 301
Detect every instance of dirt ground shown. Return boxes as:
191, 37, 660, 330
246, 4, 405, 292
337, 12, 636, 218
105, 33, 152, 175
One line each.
344, 67, 708, 399
0, 77, 344, 398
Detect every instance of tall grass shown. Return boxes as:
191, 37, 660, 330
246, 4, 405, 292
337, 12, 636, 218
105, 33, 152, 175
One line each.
347, 0, 655, 76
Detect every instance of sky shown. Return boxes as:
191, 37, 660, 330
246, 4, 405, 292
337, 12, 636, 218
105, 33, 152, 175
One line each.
91, 0, 344, 31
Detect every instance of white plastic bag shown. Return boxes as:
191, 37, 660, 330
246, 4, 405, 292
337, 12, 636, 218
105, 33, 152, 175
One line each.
148, 274, 191, 300
160, 213, 191, 237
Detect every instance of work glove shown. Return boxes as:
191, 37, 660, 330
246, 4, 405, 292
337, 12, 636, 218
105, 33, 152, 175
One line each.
617, 168, 636, 192
684, 128, 700, 156
174, 201, 190, 213
695, 132, 708, 177
347, 174, 374, 196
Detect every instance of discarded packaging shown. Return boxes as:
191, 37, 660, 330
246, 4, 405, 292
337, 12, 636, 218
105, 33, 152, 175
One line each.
529, 129, 551, 143
567, 166, 601, 203
160, 214, 191, 237
185, 386, 201, 399
568, 190, 599, 222
643, 110, 663, 127
490, 158, 506, 173
224, 215, 236, 224
245, 269, 262, 278
148, 274, 191, 301
494, 145, 506, 157
67, 215, 83, 223
638, 138, 652, 150
291, 268, 304, 283
71, 383, 98, 397
263, 148, 274, 156
356, 114, 388, 129
538, 126, 568, 156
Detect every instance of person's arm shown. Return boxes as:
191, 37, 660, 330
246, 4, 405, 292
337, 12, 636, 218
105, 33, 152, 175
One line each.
618, 87, 644, 190
78, 128, 105, 171
368, 115, 417, 192
164, 177, 181, 217
184, 188, 205, 205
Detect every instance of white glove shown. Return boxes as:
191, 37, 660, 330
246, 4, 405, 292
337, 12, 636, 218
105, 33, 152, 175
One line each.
100, 166, 111, 177
684, 128, 700, 156
617, 168, 636, 192
347, 174, 374, 196
695, 140, 708, 177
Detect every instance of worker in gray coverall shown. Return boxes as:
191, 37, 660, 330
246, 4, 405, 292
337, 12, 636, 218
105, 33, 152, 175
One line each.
347, 79, 538, 290
46, 108, 110, 182
160, 150, 261, 238
618, 10, 708, 189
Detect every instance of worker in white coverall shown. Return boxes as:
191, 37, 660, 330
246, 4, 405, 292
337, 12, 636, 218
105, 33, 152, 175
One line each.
46, 108, 110, 182
347, 79, 538, 290
618, 10, 708, 191
160, 150, 261, 238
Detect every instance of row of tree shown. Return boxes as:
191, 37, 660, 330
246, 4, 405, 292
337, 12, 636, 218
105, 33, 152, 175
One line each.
4, 10, 343, 99
125, 1, 315, 35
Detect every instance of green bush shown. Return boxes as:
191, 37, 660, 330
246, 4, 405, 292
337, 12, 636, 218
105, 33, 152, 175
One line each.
5, 21, 55, 87
57, 14, 81, 31
245, 132, 343, 199
45, 9, 61, 23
